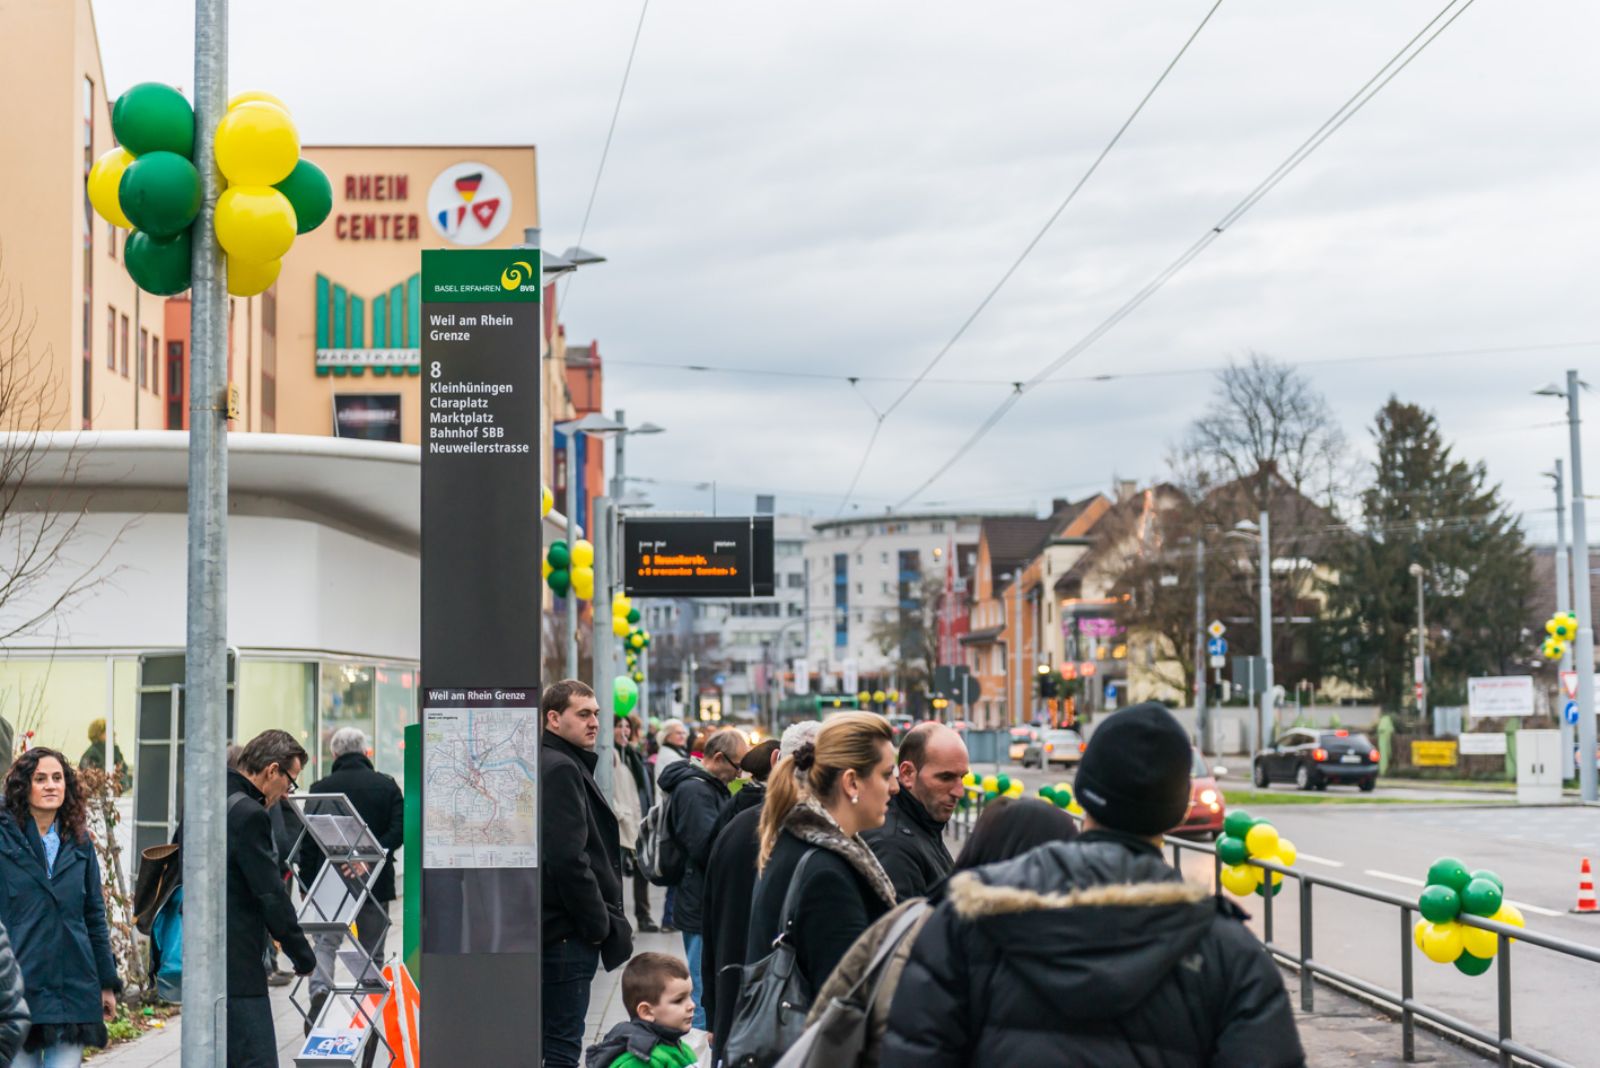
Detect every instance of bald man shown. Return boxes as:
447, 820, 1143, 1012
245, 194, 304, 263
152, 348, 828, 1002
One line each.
863, 722, 971, 900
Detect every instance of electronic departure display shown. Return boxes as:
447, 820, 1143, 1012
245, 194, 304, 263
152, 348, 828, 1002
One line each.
621, 516, 775, 598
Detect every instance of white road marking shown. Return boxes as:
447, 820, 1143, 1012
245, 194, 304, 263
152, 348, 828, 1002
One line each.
1364, 870, 1563, 917
1293, 852, 1345, 868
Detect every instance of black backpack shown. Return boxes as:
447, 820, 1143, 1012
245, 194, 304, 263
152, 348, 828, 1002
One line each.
636, 788, 686, 887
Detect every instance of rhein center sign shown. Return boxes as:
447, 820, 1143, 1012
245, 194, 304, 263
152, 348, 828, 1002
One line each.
419, 248, 542, 1065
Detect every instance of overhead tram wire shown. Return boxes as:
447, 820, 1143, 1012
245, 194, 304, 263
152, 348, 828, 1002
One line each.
829, 0, 1229, 518
891, 0, 1483, 510
559, 0, 651, 319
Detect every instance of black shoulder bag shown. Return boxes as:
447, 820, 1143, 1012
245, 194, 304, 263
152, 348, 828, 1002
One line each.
722, 849, 820, 1068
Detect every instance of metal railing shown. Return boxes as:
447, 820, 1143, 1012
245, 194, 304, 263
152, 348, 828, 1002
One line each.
1164, 835, 1600, 1068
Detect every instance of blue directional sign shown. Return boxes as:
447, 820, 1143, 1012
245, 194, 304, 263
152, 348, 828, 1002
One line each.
1565, 700, 1580, 725
1207, 637, 1228, 657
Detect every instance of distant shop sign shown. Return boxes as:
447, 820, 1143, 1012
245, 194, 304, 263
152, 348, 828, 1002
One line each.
315, 272, 423, 375
333, 394, 402, 442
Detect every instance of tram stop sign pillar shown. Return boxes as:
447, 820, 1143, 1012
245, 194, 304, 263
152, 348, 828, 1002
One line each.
418, 249, 543, 1064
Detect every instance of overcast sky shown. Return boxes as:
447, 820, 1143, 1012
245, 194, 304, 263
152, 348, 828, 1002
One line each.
96, 1, 1599, 541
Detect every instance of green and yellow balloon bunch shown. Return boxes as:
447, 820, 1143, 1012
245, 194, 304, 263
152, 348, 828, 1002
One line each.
1413, 857, 1523, 976
1038, 782, 1085, 816
545, 540, 571, 597
88, 85, 330, 297
1217, 810, 1297, 898
568, 540, 595, 601
612, 593, 634, 636
1543, 611, 1579, 661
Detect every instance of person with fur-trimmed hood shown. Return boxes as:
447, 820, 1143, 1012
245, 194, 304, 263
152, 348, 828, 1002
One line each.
880, 702, 1305, 1068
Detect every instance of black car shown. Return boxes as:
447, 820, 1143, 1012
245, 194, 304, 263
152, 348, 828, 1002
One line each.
1253, 728, 1379, 791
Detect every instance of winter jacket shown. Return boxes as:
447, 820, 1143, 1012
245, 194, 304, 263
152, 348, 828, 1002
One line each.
0, 809, 120, 1048
224, 769, 316, 998
657, 760, 732, 935
863, 790, 953, 902
880, 830, 1306, 1068
300, 752, 406, 902
745, 801, 897, 999
701, 798, 763, 1060
654, 744, 688, 785
541, 731, 632, 969
623, 746, 654, 812
806, 898, 933, 1068
0, 920, 30, 1062
584, 1018, 696, 1067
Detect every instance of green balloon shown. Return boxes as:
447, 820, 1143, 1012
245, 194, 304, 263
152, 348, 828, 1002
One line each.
274, 159, 333, 235
996, 775, 1011, 794
123, 230, 192, 296
1470, 869, 1504, 892
1223, 810, 1255, 840
119, 152, 201, 239
1418, 884, 1460, 924
627, 608, 641, 625
547, 540, 570, 568
547, 568, 570, 597
1217, 835, 1249, 867
1460, 877, 1504, 918
613, 675, 639, 714
1255, 879, 1284, 898
1040, 786, 1058, 803
1454, 951, 1492, 977
1427, 857, 1472, 894
112, 83, 195, 157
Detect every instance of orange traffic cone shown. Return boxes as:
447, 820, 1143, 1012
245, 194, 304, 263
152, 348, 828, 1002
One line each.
1575, 858, 1598, 914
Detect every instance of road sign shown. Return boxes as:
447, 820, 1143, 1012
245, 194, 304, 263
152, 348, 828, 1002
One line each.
1207, 637, 1228, 657
1208, 620, 1226, 638
621, 516, 776, 597
1566, 700, 1581, 725
1415, 682, 1425, 702
1209, 654, 1226, 669
1563, 672, 1579, 699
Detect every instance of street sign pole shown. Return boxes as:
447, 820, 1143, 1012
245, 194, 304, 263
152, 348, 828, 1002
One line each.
419, 249, 543, 1064
1193, 540, 1208, 753
1564, 370, 1598, 802
1258, 510, 1274, 756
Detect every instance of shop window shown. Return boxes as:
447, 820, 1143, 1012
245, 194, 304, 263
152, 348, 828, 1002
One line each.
238, 661, 318, 778
319, 662, 374, 772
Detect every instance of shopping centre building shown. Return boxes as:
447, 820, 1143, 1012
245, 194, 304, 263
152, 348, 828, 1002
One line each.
0, 0, 605, 811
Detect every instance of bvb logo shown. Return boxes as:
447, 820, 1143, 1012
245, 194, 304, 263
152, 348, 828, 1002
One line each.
500, 260, 534, 291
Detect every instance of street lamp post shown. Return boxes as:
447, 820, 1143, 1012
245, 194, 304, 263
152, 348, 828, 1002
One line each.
554, 412, 625, 679
1258, 510, 1273, 756
1409, 563, 1427, 724
1194, 538, 1209, 754
1538, 372, 1597, 802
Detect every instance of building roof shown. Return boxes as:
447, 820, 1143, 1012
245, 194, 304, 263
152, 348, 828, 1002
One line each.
980, 516, 1054, 577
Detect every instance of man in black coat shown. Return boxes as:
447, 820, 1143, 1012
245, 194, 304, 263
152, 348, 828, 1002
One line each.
881, 703, 1305, 1067
227, 730, 317, 1068
864, 722, 969, 900
541, 680, 632, 1068
700, 735, 787, 1060
657, 726, 747, 1031
301, 727, 405, 1007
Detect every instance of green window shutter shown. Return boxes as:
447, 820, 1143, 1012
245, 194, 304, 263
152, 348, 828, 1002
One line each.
406, 273, 421, 348
389, 284, 403, 348
372, 294, 387, 347
333, 284, 348, 348
315, 274, 329, 348
351, 296, 365, 348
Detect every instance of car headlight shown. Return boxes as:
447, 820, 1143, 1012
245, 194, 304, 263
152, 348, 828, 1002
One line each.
1199, 789, 1218, 806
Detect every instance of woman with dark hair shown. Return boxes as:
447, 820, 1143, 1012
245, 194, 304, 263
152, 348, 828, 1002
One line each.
806, 797, 1078, 1066
0, 747, 121, 1068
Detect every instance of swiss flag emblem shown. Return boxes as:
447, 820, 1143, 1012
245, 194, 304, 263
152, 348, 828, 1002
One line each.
471, 198, 501, 231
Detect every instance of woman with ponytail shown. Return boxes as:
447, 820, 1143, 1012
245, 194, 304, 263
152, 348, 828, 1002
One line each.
744, 712, 899, 999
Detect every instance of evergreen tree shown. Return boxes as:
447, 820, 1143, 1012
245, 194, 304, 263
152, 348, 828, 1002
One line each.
1319, 398, 1534, 714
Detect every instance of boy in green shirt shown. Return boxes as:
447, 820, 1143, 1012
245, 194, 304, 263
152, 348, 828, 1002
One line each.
585, 952, 699, 1067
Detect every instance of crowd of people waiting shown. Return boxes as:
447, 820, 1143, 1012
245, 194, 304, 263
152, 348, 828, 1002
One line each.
542, 678, 1308, 1068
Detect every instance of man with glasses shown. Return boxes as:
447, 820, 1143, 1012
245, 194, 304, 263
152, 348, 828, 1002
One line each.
656, 726, 749, 1030
227, 730, 316, 1068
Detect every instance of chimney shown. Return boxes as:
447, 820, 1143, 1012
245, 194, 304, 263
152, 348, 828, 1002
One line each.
1116, 479, 1139, 503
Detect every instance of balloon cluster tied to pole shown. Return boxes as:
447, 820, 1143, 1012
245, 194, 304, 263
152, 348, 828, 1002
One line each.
1413, 858, 1523, 976
1217, 811, 1297, 897
1038, 782, 1085, 816
1543, 611, 1579, 661
90, 85, 330, 297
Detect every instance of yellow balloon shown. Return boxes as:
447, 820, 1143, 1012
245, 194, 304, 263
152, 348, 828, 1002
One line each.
1275, 838, 1297, 868
572, 565, 595, 600
1066, 801, 1085, 817
226, 254, 280, 297
1488, 903, 1525, 943
1461, 923, 1499, 959
215, 102, 300, 186
215, 186, 297, 264
541, 485, 554, 517
1245, 823, 1280, 859
228, 90, 289, 113
1220, 864, 1258, 897
1413, 919, 1428, 951
1263, 867, 1283, 887
612, 616, 631, 637
962, 772, 977, 788
981, 775, 999, 793
1420, 921, 1464, 964
1006, 782, 1024, 798
571, 540, 596, 568
542, 559, 552, 581
88, 147, 135, 228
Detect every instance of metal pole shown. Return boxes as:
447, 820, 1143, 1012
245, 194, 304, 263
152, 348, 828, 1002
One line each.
1029, 589, 1040, 723
639, 646, 649, 725
1400, 908, 1416, 1062
565, 432, 578, 677
1566, 370, 1598, 803
1495, 934, 1512, 1068
1194, 539, 1209, 753
1555, 460, 1572, 673
1259, 509, 1273, 753
611, 409, 626, 499
1415, 570, 1427, 724
1011, 579, 1022, 726
594, 496, 615, 801
184, 1, 228, 1063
